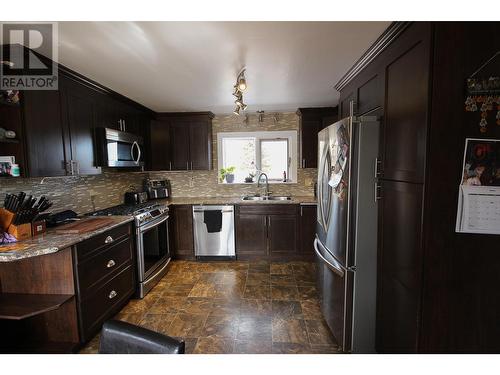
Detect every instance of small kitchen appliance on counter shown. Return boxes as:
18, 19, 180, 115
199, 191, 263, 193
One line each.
144, 178, 171, 199
124, 191, 148, 205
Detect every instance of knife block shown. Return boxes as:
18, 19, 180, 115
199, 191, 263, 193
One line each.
0, 208, 14, 231
0, 208, 32, 240
8, 223, 32, 240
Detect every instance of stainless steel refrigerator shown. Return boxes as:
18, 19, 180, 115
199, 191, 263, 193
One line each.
315, 114, 379, 353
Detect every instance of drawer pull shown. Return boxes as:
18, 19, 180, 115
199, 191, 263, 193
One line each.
108, 290, 118, 299
106, 259, 116, 268
105, 236, 114, 244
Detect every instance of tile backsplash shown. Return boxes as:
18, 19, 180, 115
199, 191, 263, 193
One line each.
0, 111, 317, 214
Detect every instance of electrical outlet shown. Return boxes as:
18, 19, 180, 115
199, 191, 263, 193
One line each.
304, 177, 313, 187
89, 190, 98, 197
189, 177, 195, 187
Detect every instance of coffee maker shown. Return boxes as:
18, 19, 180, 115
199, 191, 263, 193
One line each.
144, 178, 171, 199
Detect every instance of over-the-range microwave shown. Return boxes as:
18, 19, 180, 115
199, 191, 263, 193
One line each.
95, 127, 144, 168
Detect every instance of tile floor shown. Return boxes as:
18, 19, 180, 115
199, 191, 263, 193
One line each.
80, 260, 339, 354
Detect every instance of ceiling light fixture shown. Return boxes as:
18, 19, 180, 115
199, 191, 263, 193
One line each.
232, 67, 248, 115
237, 70, 247, 91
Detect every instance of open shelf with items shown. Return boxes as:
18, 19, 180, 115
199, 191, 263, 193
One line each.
0, 99, 25, 177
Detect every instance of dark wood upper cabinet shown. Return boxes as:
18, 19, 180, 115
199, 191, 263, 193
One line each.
148, 120, 171, 171
189, 119, 212, 170
299, 204, 316, 258
357, 74, 383, 115
149, 112, 214, 171
1, 46, 152, 178
170, 205, 194, 259
60, 77, 101, 175
382, 39, 429, 184
21, 90, 67, 177
94, 94, 120, 131
297, 107, 338, 169
169, 120, 191, 170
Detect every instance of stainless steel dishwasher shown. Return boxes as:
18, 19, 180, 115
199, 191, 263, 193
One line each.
192, 205, 235, 258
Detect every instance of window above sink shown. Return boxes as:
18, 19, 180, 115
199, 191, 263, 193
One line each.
217, 130, 298, 184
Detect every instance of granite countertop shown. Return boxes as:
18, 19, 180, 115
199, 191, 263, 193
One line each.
0, 216, 133, 263
163, 196, 317, 206
0, 196, 316, 263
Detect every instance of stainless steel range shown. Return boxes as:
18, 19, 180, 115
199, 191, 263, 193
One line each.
89, 201, 171, 298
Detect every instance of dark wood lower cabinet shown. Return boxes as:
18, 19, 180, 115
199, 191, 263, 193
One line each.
235, 204, 311, 261
376, 180, 423, 353
299, 204, 317, 259
268, 214, 299, 255
235, 213, 268, 256
73, 223, 135, 343
170, 205, 195, 259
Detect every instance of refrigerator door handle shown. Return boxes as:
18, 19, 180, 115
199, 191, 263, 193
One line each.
314, 238, 345, 278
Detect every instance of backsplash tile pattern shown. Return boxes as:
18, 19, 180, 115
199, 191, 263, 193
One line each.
0, 172, 147, 215
0, 112, 317, 214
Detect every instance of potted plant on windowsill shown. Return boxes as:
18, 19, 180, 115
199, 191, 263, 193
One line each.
220, 166, 236, 183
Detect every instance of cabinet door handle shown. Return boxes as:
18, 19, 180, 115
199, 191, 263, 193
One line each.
123, 120, 126, 132
374, 182, 382, 202
186, 162, 189, 170
169, 161, 172, 171
105, 235, 114, 244
106, 259, 116, 268
191, 161, 193, 170
300, 206, 303, 216
108, 290, 118, 299
118, 119, 122, 131
374, 157, 382, 178
302, 159, 306, 168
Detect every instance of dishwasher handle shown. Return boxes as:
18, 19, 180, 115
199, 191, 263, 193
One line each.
193, 209, 234, 213
193, 206, 234, 213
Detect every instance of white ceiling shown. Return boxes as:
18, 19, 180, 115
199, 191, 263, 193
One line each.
57, 22, 390, 114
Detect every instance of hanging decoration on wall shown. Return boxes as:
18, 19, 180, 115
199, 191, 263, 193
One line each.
464, 51, 500, 133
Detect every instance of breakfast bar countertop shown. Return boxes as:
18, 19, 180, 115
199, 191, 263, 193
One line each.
0, 216, 133, 263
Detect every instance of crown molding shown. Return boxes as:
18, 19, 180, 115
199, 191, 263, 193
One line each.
334, 22, 412, 92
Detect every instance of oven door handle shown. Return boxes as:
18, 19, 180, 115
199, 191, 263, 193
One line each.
314, 238, 345, 278
139, 214, 169, 232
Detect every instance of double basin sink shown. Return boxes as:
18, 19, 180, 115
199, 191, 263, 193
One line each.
241, 195, 291, 201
